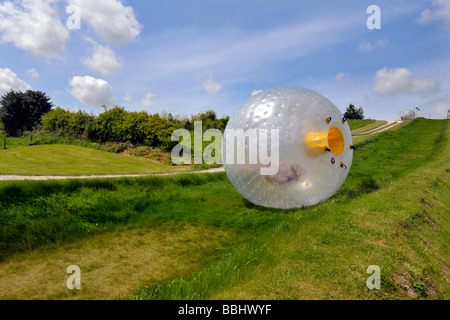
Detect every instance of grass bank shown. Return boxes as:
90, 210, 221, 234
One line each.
351, 120, 388, 134
0, 119, 448, 299
0, 144, 190, 176
347, 119, 376, 131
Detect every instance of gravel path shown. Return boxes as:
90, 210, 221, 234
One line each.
0, 167, 225, 181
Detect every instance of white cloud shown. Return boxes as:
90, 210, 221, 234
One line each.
251, 90, 263, 96
69, 76, 115, 108
423, 94, 450, 119
335, 72, 349, 85
359, 39, 389, 52
203, 77, 222, 94
372, 67, 440, 96
0, 68, 31, 91
417, 0, 450, 26
27, 68, 39, 79
123, 93, 132, 103
377, 39, 389, 48
359, 40, 374, 52
0, 0, 69, 58
141, 92, 155, 109
68, 0, 141, 45
83, 40, 122, 75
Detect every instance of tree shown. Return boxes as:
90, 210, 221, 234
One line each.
94, 106, 127, 142
0, 90, 53, 136
40, 107, 95, 139
344, 104, 364, 120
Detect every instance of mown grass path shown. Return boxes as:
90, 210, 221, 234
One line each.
0, 144, 191, 176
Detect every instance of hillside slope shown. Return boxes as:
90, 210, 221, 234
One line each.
0, 119, 448, 300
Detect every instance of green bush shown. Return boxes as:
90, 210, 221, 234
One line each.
98, 141, 132, 154
98, 141, 171, 163
40, 107, 96, 140
37, 104, 230, 155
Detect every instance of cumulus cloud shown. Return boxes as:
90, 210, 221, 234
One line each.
68, 0, 141, 45
0, 68, 31, 91
123, 93, 132, 103
359, 39, 389, 52
69, 76, 115, 108
372, 67, 440, 96
83, 40, 122, 75
141, 92, 156, 110
0, 0, 69, 58
203, 77, 222, 94
335, 72, 349, 85
417, 0, 450, 26
27, 68, 39, 79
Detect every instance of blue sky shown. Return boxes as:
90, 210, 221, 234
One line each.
0, 0, 449, 120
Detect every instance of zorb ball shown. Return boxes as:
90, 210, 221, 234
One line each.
222, 87, 354, 209
401, 110, 416, 120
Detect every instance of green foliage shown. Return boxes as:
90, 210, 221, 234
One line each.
344, 103, 365, 120
40, 107, 96, 139
92, 106, 127, 142
0, 90, 53, 136
39, 105, 230, 152
40, 106, 187, 152
98, 142, 171, 163
189, 110, 229, 131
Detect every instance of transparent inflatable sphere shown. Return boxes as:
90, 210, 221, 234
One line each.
223, 87, 354, 209
401, 110, 416, 120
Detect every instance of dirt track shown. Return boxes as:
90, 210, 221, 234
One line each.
352, 120, 402, 136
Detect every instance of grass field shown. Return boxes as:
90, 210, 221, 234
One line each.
0, 118, 448, 299
351, 120, 388, 134
352, 120, 412, 145
1, 119, 396, 176
0, 144, 190, 176
347, 119, 376, 130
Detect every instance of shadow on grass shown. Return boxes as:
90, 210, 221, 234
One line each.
335, 176, 380, 200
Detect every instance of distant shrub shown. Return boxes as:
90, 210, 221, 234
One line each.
99, 142, 171, 163
38, 105, 230, 154
40, 107, 96, 140
99, 142, 132, 154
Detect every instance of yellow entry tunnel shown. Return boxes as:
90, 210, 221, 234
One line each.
305, 125, 345, 157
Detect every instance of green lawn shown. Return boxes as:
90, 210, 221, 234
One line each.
0, 119, 400, 176
0, 144, 190, 176
0, 118, 448, 299
347, 119, 376, 131
351, 120, 388, 134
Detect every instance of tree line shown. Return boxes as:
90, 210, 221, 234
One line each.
0, 90, 230, 151
0, 90, 364, 151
